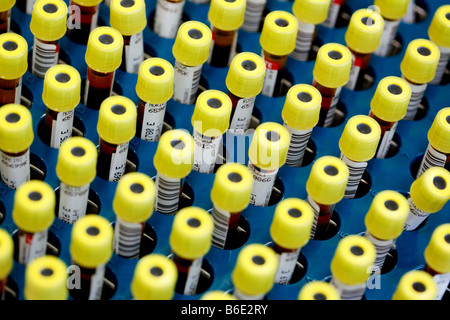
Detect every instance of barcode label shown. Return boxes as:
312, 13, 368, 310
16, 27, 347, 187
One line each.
307, 194, 320, 239
242, 0, 266, 32
18, 230, 47, 265
26, 0, 37, 14
125, 32, 144, 74
261, 51, 279, 97
340, 154, 367, 199
290, 21, 315, 61
155, 173, 181, 215
322, 0, 342, 28
173, 61, 202, 105
433, 273, 450, 300
233, 288, 265, 300
284, 125, 312, 167
365, 231, 394, 271
324, 86, 342, 128
402, 0, 416, 23
211, 206, 231, 249
417, 143, 447, 179
331, 276, 366, 300
431, 47, 450, 85
229, 96, 255, 133
32, 37, 59, 78
108, 142, 129, 182
15, 78, 22, 104
113, 216, 143, 259
345, 53, 362, 90
404, 197, 429, 231
88, 264, 105, 300
0, 149, 30, 190
274, 249, 300, 284
374, 19, 400, 57
403, 77, 427, 121
140, 102, 166, 141
375, 121, 398, 159
58, 182, 90, 224
184, 257, 203, 295
248, 161, 277, 207
192, 130, 222, 174
153, 0, 184, 39
50, 110, 74, 149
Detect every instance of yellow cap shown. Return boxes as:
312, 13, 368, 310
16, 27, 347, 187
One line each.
232, 244, 278, 296
392, 270, 437, 300
169, 207, 213, 260
306, 156, 349, 205
312, 43, 352, 88
428, 107, 450, 154
201, 290, 236, 300
0, 104, 33, 153
85, 27, 123, 73
43, 64, 81, 112
374, 0, 409, 20
424, 223, 450, 274
428, 5, 450, 48
400, 39, 440, 84
211, 163, 253, 213
131, 254, 178, 300
292, 0, 331, 25
226, 52, 266, 98
56, 137, 97, 187
113, 172, 156, 223
260, 11, 298, 56
410, 167, 450, 213
136, 58, 174, 104
97, 95, 137, 145
0, 229, 13, 280
339, 115, 381, 162
110, 0, 147, 36
248, 122, 290, 171
282, 84, 321, 131
191, 90, 231, 137
12, 180, 55, 234
70, 215, 113, 268
370, 76, 411, 122
0, 0, 15, 11
208, 0, 246, 31
0, 33, 28, 80
172, 21, 212, 67
24, 255, 68, 300
364, 190, 409, 240
30, 0, 68, 41
298, 281, 340, 300
345, 8, 384, 54
71, 0, 102, 6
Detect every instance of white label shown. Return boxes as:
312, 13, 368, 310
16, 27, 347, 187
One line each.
322, 1, 341, 28
184, 257, 203, 295
241, 0, 266, 32
340, 154, 368, 199
433, 273, 450, 300
374, 19, 400, 57
323, 86, 342, 128
154, 173, 181, 215
26, 0, 37, 14
125, 32, 144, 74
14, 78, 22, 105
403, 77, 427, 120
248, 161, 277, 207
431, 47, 450, 85
307, 194, 321, 239
290, 21, 315, 61
140, 102, 166, 141
375, 121, 398, 159
18, 230, 47, 265
192, 130, 222, 174
402, 0, 416, 23
173, 61, 202, 105
0, 150, 30, 189
32, 37, 59, 78
261, 51, 279, 97
274, 248, 300, 284
345, 53, 361, 90
50, 110, 74, 149
58, 182, 90, 224
365, 231, 394, 271
154, 0, 185, 39
113, 216, 143, 259
108, 142, 129, 182
404, 197, 429, 231
330, 276, 366, 300
90, 7, 99, 32
284, 125, 312, 167
211, 206, 231, 249
88, 264, 105, 300
233, 288, 265, 300
229, 96, 255, 134
417, 143, 447, 179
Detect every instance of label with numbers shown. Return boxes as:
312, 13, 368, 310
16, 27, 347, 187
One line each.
433, 273, 450, 300
153, 0, 185, 39
365, 231, 394, 271
88, 264, 105, 300
0, 150, 30, 190
404, 197, 429, 231
376, 121, 398, 159
18, 230, 48, 265
192, 130, 222, 174
50, 110, 74, 149
261, 52, 279, 97
108, 142, 129, 182
274, 249, 300, 284
58, 182, 90, 224
229, 96, 255, 134
374, 19, 400, 57
322, 0, 342, 28
290, 20, 315, 61
183, 257, 203, 295
140, 102, 166, 141
125, 32, 144, 74
340, 154, 367, 199
248, 161, 277, 207
403, 76, 427, 121
32, 37, 59, 78
211, 206, 231, 249
173, 61, 202, 105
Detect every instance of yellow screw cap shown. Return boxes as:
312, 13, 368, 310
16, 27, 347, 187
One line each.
270, 198, 314, 250
136, 58, 174, 104
12, 180, 55, 234
0, 229, 13, 281
427, 107, 450, 154
345, 8, 384, 54
30, 0, 68, 41
306, 156, 349, 205
292, 0, 331, 25
248, 122, 290, 171
131, 254, 178, 300
226, 52, 266, 98
232, 244, 278, 296
410, 167, 450, 213
211, 163, 254, 213
201, 290, 236, 300
153, 129, 194, 179
24, 255, 68, 300
0, 33, 28, 80
70, 215, 113, 269
260, 11, 298, 56
0, 0, 15, 11
370, 76, 411, 122
374, 0, 409, 20
85, 27, 124, 73
400, 39, 440, 84
43, 64, 81, 112
0, 104, 33, 154
428, 5, 450, 48
282, 84, 321, 131
110, 0, 147, 36
208, 0, 246, 31
71, 0, 102, 6
424, 223, 450, 274
339, 115, 381, 162
298, 281, 340, 300
173, 21, 212, 67
169, 207, 213, 260
392, 270, 437, 300
313, 43, 352, 88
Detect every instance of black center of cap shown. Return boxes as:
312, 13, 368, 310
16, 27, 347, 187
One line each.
28, 191, 42, 201
228, 172, 242, 182
297, 92, 312, 103
328, 50, 343, 60
324, 165, 338, 176
288, 208, 302, 218
55, 72, 71, 83
5, 113, 20, 123
40, 268, 54, 277
385, 200, 399, 211
207, 98, 222, 109
71, 147, 86, 157
252, 255, 265, 265
417, 46, 431, 56
187, 218, 201, 228
188, 29, 203, 40
99, 34, 114, 45
150, 66, 165, 76
111, 104, 126, 115
120, 0, 135, 7
361, 17, 375, 26
150, 267, 163, 277
2, 41, 18, 51
412, 282, 426, 292
241, 60, 257, 71
171, 139, 185, 150
275, 19, 289, 27
130, 183, 144, 193
433, 176, 446, 190
388, 84, 403, 95
356, 123, 372, 134
86, 226, 100, 236
43, 3, 58, 13
313, 293, 327, 300
266, 131, 280, 142
350, 245, 364, 256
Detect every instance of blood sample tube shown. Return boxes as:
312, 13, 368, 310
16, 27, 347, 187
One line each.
306, 156, 348, 239
0, 33, 28, 107
0, 0, 15, 34
153, 0, 185, 39
153, 129, 194, 215
207, 0, 245, 68
96, 95, 137, 182
241, 0, 265, 33
402, 0, 415, 24
322, 0, 345, 29
191, 90, 231, 174
270, 198, 313, 285
428, 5, 450, 85
259, 11, 298, 98
339, 115, 381, 199
110, 0, 146, 74
231, 243, 278, 300
172, 21, 212, 105
282, 84, 321, 167
70, 215, 113, 300
247, 122, 290, 207
135, 58, 174, 142
67, 0, 103, 45
131, 254, 178, 300
0, 229, 13, 301
16, 0, 35, 14
0, 104, 33, 190
392, 270, 437, 300
298, 281, 340, 300
83, 27, 123, 110
112, 172, 156, 259
210, 163, 253, 250
344, 8, 384, 91
56, 137, 97, 224
24, 255, 68, 300
169, 207, 213, 296
12, 180, 55, 265
201, 290, 235, 300
405, 167, 450, 231
400, 39, 440, 121
41, 65, 81, 149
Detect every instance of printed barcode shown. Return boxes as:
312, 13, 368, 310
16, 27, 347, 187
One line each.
322, 2, 341, 28
431, 49, 450, 85
331, 277, 366, 300
285, 126, 312, 167
189, 66, 202, 105
345, 55, 360, 90
365, 231, 394, 271
32, 38, 58, 78
403, 81, 427, 120
155, 174, 181, 215
290, 21, 315, 61
341, 154, 367, 199
308, 195, 320, 239
242, 0, 265, 32
211, 206, 231, 249
114, 218, 143, 259
324, 87, 342, 127
404, 197, 429, 231
375, 19, 400, 57
417, 143, 447, 179
376, 122, 398, 159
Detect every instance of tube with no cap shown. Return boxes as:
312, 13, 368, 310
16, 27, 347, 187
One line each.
153, 0, 185, 39
298, 281, 340, 300
322, 0, 345, 29
67, 0, 103, 44
428, 5, 450, 85
0, 229, 13, 301
0, 0, 15, 34
241, 0, 265, 32
392, 270, 437, 300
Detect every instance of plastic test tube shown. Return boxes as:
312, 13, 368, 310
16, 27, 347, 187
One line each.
210, 163, 253, 250
338, 115, 381, 199
153, 0, 185, 39
96, 95, 137, 182
322, 0, 345, 29
428, 5, 450, 85
83, 27, 123, 110
282, 84, 321, 167
17, 0, 35, 14
172, 21, 212, 105
402, 0, 415, 23
392, 270, 437, 300
297, 281, 340, 300
247, 122, 290, 207
0, 0, 15, 34
12, 180, 55, 265
259, 10, 298, 98
169, 207, 213, 296
0, 229, 13, 300
110, 0, 146, 74
135, 58, 174, 142
241, 0, 265, 33
67, 0, 103, 45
